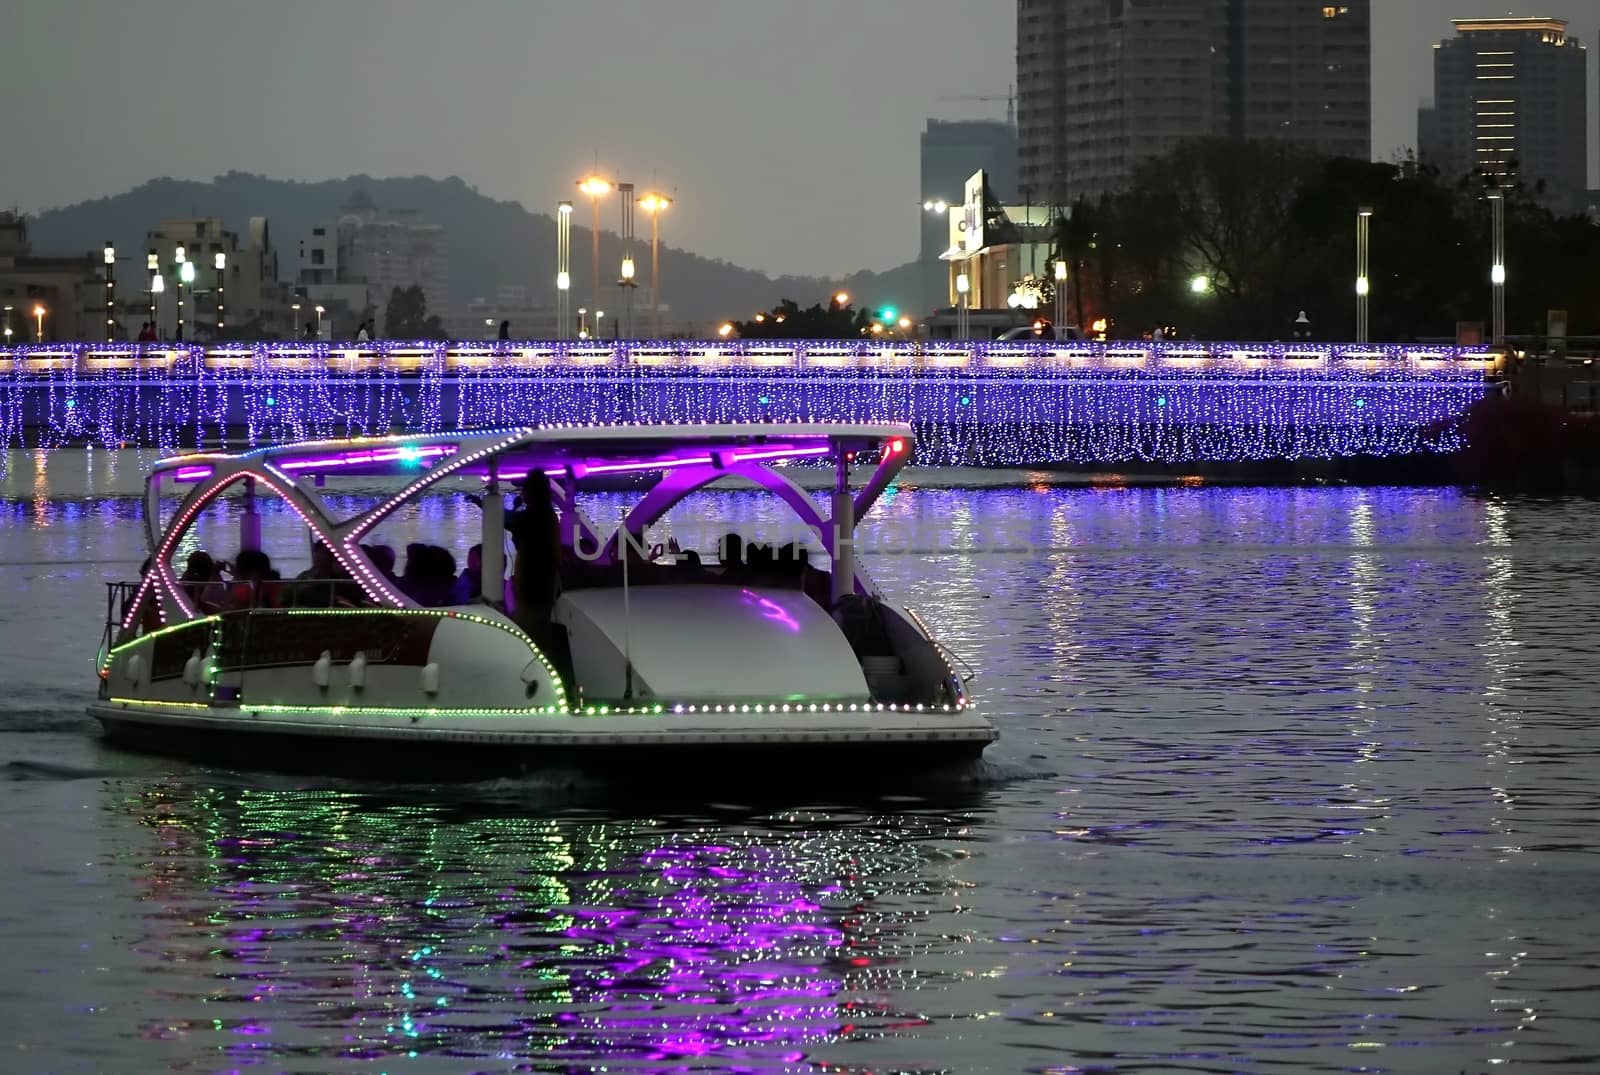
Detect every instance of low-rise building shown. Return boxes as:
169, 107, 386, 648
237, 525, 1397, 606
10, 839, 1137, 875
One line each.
0, 212, 107, 343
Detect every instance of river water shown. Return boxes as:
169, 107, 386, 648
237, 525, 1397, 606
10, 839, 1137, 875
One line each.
2, 449, 1597, 1074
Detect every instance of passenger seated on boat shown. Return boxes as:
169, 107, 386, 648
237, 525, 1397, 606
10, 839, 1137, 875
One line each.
227, 549, 283, 609
135, 558, 163, 633
180, 551, 227, 612
833, 593, 896, 658
364, 543, 398, 581
452, 544, 484, 604
717, 532, 744, 574
399, 544, 459, 607
293, 541, 362, 607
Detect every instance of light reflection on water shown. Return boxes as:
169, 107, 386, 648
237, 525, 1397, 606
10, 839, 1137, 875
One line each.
2, 450, 1600, 1072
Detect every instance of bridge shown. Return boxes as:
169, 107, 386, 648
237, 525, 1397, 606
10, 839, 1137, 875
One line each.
0, 340, 1493, 464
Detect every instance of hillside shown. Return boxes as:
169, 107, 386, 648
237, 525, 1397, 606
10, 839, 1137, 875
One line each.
24, 172, 924, 325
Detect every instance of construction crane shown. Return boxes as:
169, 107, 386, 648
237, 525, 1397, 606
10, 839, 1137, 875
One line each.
934, 87, 1015, 126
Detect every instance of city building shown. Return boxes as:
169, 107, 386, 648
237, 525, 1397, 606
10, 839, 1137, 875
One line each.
145, 216, 280, 340
918, 119, 1018, 312
335, 195, 448, 336
1419, 17, 1588, 214
283, 222, 371, 337
937, 169, 1055, 321
1016, 0, 1371, 205
0, 211, 104, 342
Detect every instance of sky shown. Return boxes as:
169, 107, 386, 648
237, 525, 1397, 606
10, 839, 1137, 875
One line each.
0, 0, 1596, 278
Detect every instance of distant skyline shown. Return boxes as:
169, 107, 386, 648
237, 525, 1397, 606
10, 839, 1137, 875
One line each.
0, 1, 1595, 278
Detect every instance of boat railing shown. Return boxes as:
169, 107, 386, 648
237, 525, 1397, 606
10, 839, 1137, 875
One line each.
100, 580, 142, 667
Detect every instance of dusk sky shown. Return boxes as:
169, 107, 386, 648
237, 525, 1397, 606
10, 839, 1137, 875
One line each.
2, 0, 1596, 277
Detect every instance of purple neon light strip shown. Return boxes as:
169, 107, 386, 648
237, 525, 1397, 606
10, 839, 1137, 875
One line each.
277, 444, 457, 471
173, 466, 213, 481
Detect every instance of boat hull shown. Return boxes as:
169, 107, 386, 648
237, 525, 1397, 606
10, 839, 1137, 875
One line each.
88, 702, 995, 783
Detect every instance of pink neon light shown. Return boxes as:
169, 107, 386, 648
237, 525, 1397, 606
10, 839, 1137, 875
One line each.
277, 444, 457, 471
173, 466, 213, 481
728, 445, 832, 463
741, 588, 802, 633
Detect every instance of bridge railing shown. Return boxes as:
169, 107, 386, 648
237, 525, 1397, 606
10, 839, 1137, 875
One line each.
0, 340, 1496, 378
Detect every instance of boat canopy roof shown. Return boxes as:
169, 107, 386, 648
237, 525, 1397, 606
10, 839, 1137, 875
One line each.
153, 422, 914, 484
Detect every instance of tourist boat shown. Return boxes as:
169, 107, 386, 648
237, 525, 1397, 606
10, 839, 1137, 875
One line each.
90, 422, 993, 779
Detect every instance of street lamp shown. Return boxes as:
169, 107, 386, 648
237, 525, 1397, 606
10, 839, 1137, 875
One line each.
619, 254, 637, 341
2, 305, 12, 343
577, 175, 612, 321
832, 291, 850, 307
291, 301, 301, 336
1355, 207, 1372, 343
595, 309, 606, 339
578, 306, 588, 339
314, 304, 325, 338
616, 181, 636, 339
1488, 191, 1506, 345
177, 249, 195, 340
103, 242, 116, 342
638, 192, 671, 338
214, 251, 226, 332
33, 303, 47, 342
955, 273, 970, 341
1053, 258, 1068, 329
146, 249, 159, 335
556, 200, 573, 340
151, 273, 164, 339
1189, 274, 1211, 295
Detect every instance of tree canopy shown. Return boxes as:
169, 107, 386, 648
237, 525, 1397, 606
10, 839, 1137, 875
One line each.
383, 285, 446, 340
732, 297, 873, 340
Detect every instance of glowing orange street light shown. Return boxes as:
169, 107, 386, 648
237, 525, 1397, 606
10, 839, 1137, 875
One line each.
32, 303, 46, 342
577, 175, 612, 316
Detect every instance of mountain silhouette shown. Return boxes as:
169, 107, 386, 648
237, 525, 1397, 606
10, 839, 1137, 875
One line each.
24, 171, 924, 325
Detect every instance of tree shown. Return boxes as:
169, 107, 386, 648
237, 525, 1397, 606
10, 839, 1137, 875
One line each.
733, 297, 872, 340
383, 285, 446, 339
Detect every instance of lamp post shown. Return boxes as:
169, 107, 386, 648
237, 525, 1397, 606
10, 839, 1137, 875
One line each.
146, 249, 158, 334
1053, 258, 1067, 330
578, 306, 588, 339
33, 303, 47, 342
176, 244, 195, 341
1355, 207, 1372, 344
595, 309, 606, 340
955, 273, 970, 341
3, 305, 12, 344
214, 251, 226, 333
616, 181, 636, 339
638, 192, 671, 338
103, 242, 116, 342
291, 302, 301, 336
314, 304, 325, 339
1489, 191, 1506, 346
556, 200, 573, 341
578, 175, 611, 322
151, 274, 164, 338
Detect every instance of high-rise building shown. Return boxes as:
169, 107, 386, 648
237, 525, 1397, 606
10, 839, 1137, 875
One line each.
1016, 0, 1371, 205
1419, 17, 1588, 214
335, 195, 449, 335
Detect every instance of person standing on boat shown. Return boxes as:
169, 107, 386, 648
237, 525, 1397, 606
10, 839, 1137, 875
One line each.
508, 476, 561, 644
